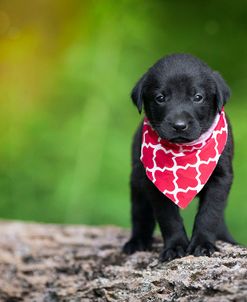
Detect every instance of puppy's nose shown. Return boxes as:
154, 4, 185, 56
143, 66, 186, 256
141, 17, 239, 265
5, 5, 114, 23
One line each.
172, 119, 188, 131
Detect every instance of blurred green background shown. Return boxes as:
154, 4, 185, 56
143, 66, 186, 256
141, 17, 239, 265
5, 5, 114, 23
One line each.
0, 0, 246, 244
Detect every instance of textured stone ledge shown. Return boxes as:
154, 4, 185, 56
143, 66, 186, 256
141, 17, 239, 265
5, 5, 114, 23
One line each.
0, 221, 246, 301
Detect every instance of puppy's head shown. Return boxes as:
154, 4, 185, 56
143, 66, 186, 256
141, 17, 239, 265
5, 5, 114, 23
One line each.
132, 54, 230, 143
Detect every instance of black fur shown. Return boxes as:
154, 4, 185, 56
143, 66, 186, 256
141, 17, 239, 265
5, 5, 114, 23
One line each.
123, 54, 236, 261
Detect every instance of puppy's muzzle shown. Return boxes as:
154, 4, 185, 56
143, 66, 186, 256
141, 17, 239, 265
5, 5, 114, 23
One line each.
172, 119, 188, 131
168, 111, 193, 132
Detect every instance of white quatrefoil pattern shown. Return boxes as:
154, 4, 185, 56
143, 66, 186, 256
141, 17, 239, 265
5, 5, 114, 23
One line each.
140, 110, 228, 209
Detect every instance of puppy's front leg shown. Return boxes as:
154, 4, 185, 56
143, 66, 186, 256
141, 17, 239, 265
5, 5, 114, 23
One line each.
152, 195, 189, 262
122, 183, 156, 254
187, 157, 234, 256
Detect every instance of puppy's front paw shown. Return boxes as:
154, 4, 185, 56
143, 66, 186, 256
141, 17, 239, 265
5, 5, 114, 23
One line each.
122, 237, 152, 255
187, 239, 218, 257
159, 245, 187, 262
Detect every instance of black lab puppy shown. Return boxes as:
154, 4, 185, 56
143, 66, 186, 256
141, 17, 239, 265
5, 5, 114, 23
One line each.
123, 54, 236, 261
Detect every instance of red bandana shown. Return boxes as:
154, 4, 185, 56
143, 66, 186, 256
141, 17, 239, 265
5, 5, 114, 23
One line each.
140, 110, 228, 209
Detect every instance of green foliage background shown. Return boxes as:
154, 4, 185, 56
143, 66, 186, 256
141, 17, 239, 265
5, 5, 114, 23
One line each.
0, 0, 246, 244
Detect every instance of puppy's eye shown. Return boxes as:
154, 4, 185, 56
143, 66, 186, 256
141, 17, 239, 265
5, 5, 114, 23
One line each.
155, 94, 166, 103
193, 93, 204, 103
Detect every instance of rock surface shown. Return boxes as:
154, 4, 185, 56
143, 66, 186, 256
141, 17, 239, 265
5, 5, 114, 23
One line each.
0, 221, 246, 301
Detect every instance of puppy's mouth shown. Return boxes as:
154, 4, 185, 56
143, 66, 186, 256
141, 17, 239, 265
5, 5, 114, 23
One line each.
157, 131, 198, 144
169, 137, 192, 144
155, 126, 201, 144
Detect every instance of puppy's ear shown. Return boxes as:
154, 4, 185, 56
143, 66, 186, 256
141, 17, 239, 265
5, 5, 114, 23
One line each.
212, 71, 231, 112
131, 74, 146, 114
